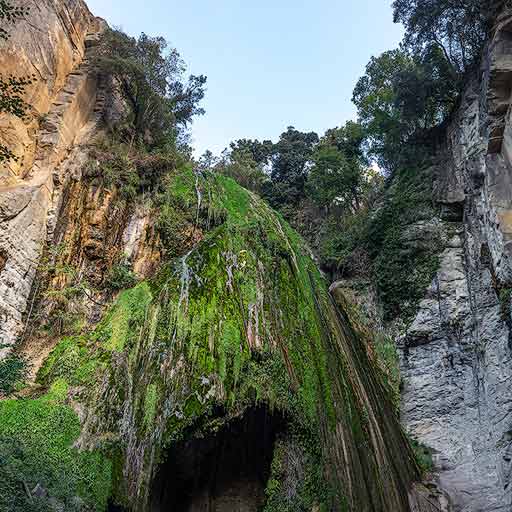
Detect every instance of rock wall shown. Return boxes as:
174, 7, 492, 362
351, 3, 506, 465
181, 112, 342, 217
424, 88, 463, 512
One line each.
400, 11, 512, 512
0, 0, 103, 353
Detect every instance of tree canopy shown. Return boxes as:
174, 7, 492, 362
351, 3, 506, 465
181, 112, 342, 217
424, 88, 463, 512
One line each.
392, 0, 495, 75
262, 127, 319, 207
353, 45, 458, 170
306, 122, 369, 212
96, 29, 206, 147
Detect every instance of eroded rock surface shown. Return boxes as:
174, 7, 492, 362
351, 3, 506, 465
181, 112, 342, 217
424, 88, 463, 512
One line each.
401, 11, 512, 511
0, 0, 103, 352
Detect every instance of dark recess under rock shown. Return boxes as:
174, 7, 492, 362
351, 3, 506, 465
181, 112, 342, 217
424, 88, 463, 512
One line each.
147, 407, 284, 512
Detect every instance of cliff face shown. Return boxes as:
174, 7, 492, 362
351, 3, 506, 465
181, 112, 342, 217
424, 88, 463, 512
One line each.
0, 0, 104, 352
400, 11, 512, 512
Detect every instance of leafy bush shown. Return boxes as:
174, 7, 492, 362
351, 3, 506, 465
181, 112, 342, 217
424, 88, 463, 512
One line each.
86, 136, 178, 199
317, 209, 370, 278
0, 354, 28, 396
0, 381, 112, 511
105, 262, 137, 292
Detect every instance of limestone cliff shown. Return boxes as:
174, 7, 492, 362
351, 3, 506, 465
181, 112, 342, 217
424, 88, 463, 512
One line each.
0, 0, 104, 352
400, 10, 512, 512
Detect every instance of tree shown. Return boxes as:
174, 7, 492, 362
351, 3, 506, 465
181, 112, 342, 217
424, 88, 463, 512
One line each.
264, 127, 319, 207
96, 29, 206, 146
392, 0, 494, 75
353, 47, 457, 170
229, 138, 273, 166
0, 1, 33, 163
307, 147, 359, 211
353, 50, 411, 169
322, 121, 368, 167
306, 122, 370, 213
217, 148, 269, 194
197, 149, 218, 171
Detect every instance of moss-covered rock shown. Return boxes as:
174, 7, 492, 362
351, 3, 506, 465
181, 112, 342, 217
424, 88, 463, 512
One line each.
12, 167, 420, 511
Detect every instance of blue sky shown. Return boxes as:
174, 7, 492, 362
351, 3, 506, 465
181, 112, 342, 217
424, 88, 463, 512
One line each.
86, 0, 403, 156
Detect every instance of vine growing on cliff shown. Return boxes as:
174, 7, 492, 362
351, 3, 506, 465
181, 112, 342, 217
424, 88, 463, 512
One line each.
0, 1, 34, 163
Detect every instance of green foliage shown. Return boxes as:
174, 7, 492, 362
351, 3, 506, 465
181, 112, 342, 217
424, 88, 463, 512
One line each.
86, 134, 178, 199
374, 334, 401, 412
353, 48, 457, 170
408, 436, 434, 474
215, 147, 269, 194
367, 165, 441, 320
154, 165, 210, 255
0, 2, 34, 162
263, 127, 319, 208
316, 207, 371, 277
95, 29, 206, 146
498, 286, 512, 319
393, 0, 494, 75
105, 262, 137, 291
229, 138, 274, 165
37, 336, 100, 387
38, 284, 153, 389
0, 354, 28, 396
263, 433, 333, 512
0, 381, 112, 512
307, 146, 362, 212
499, 287, 512, 306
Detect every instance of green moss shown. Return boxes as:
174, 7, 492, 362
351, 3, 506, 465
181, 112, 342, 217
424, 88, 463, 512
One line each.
143, 383, 159, 430
0, 380, 112, 511
37, 336, 100, 387
32, 167, 418, 511
409, 436, 434, 475
374, 333, 401, 413
95, 282, 153, 352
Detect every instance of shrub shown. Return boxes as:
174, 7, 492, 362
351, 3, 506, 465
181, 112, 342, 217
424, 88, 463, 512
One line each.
0, 354, 28, 396
105, 262, 137, 291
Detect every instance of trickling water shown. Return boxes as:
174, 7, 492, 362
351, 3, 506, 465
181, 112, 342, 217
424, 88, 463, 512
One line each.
193, 169, 203, 229
178, 249, 193, 310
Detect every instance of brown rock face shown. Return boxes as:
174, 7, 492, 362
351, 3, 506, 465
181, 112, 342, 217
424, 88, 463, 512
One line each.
0, 0, 102, 353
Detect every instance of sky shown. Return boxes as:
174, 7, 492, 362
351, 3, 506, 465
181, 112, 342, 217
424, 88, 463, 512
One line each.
86, 0, 403, 156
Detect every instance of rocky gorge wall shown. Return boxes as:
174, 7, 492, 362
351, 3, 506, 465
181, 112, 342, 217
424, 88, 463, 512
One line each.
0, 0, 104, 353
400, 10, 512, 512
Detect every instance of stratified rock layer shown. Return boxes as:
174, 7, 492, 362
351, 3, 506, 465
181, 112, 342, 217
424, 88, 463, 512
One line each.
401, 11, 512, 511
0, 0, 102, 352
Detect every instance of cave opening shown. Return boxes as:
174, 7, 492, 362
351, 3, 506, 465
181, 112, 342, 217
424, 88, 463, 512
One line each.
149, 406, 285, 512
